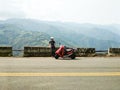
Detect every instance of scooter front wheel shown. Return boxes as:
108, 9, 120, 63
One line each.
55, 54, 59, 59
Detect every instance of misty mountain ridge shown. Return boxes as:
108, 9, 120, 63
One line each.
0, 19, 120, 50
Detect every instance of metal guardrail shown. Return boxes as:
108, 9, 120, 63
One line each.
12, 50, 24, 56
95, 50, 108, 52
12, 50, 24, 51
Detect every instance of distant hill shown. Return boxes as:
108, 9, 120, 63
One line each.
0, 23, 70, 49
0, 19, 120, 50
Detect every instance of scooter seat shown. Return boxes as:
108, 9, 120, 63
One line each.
66, 49, 72, 52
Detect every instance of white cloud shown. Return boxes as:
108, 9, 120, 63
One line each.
0, 0, 120, 24
0, 0, 25, 19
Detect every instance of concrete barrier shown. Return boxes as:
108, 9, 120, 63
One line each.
24, 47, 59, 57
0, 46, 119, 57
24, 47, 51, 57
24, 47, 96, 57
108, 48, 120, 56
0, 47, 12, 57
76, 48, 95, 57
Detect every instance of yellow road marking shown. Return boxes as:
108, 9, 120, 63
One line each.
0, 72, 120, 76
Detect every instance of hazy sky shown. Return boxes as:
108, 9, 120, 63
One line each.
0, 0, 120, 24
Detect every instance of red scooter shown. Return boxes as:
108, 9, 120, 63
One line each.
55, 45, 76, 59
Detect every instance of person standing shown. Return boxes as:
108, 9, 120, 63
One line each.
49, 37, 56, 57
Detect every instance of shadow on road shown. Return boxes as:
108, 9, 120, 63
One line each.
55, 57, 80, 60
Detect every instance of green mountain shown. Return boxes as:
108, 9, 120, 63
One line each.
0, 19, 120, 50
0, 23, 71, 49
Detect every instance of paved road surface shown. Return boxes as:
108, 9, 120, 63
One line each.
0, 57, 120, 90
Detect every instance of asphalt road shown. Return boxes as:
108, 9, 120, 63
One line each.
0, 57, 120, 90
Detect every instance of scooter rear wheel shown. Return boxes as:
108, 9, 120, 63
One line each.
70, 54, 76, 59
